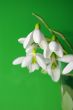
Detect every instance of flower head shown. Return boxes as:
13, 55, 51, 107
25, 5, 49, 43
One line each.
13, 45, 46, 72
46, 52, 61, 82
18, 23, 48, 50
44, 40, 63, 82
44, 40, 63, 58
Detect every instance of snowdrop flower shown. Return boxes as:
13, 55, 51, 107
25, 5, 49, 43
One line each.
12, 45, 46, 72
44, 40, 63, 58
58, 55, 73, 74
46, 53, 61, 82
44, 40, 63, 82
18, 24, 48, 50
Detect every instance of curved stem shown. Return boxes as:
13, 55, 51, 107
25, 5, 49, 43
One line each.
32, 12, 53, 34
63, 74, 73, 77
32, 12, 73, 52
53, 30, 73, 52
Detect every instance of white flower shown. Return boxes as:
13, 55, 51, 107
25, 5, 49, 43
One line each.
12, 45, 46, 72
46, 53, 61, 82
58, 55, 73, 74
44, 41, 63, 58
18, 24, 48, 50
44, 41, 63, 82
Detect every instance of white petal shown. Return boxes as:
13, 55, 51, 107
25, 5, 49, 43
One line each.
36, 53, 46, 70
47, 65, 52, 76
25, 45, 35, 55
28, 63, 39, 72
49, 41, 58, 52
21, 55, 32, 68
12, 57, 24, 65
43, 47, 51, 58
39, 40, 48, 50
51, 66, 61, 82
47, 65, 61, 82
23, 32, 33, 48
58, 55, 73, 63
18, 38, 25, 44
33, 29, 43, 44
62, 62, 73, 74
45, 58, 50, 65
49, 41, 63, 57
55, 44, 63, 57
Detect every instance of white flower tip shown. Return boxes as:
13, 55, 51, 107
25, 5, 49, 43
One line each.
62, 70, 67, 74
21, 65, 24, 68
52, 78, 59, 82
18, 38, 25, 44
12, 60, 17, 65
62, 62, 73, 74
12, 57, 24, 65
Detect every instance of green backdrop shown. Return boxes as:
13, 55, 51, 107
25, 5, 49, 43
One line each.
0, 0, 73, 110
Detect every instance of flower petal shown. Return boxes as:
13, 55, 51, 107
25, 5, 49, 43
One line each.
51, 66, 61, 82
58, 55, 73, 63
18, 38, 25, 44
45, 58, 50, 65
12, 57, 24, 65
39, 40, 48, 50
25, 45, 35, 55
23, 32, 33, 48
55, 44, 63, 57
43, 47, 51, 58
47, 65, 52, 76
47, 65, 61, 82
33, 29, 43, 44
28, 63, 39, 72
62, 62, 73, 74
49, 41, 63, 57
36, 53, 46, 70
21, 55, 32, 68
49, 41, 58, 52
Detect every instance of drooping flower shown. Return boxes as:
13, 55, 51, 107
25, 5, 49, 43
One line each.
44, 40, 63, 58
44, 40, 63, 82
12, 45, 46, 72
46, 53, 61, 82
18, 24, 48, 50
58, 55, 73, 74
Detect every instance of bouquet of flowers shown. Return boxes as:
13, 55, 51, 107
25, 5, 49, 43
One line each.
12, 13, 73, 110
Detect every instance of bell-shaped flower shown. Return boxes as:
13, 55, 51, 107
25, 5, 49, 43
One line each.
46, 53, 61, 82
18, 24, 48, 50
44, 40, 63, 58
12, 45, 46, 72
58, 55, 73, 74
44, 39, 63, 82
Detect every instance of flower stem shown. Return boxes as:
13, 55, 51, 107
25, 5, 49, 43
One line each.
63, 74, 73, 77
32, 12, 73, 52
32, 12, 53, 34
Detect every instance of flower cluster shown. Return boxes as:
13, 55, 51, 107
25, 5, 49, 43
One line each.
13, 23, 73, 82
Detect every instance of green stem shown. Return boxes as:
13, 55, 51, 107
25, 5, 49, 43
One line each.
53, 31, 73, 52
63, 74, 73, 77
32, 12, 53, 34
32, 12, 73, 53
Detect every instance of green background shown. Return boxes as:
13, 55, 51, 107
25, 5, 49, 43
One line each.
0, 0, 73, 110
